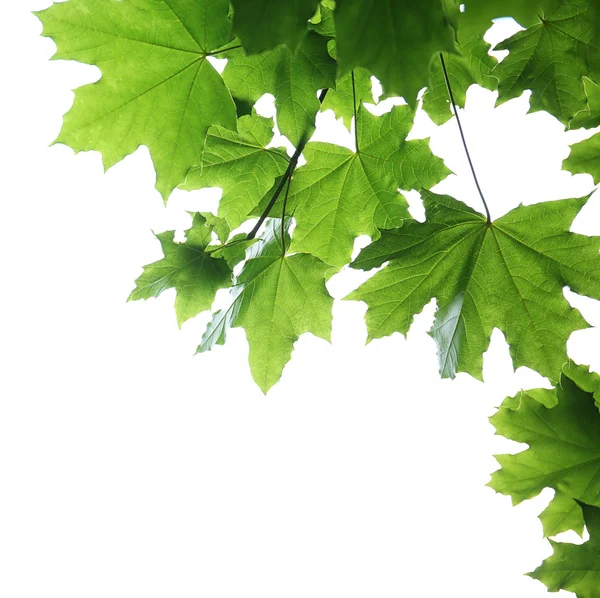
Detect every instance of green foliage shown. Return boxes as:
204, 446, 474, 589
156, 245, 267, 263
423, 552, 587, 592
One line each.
530, 501, 600, 597
35, 0, 600, 590
349, 193, 600, 382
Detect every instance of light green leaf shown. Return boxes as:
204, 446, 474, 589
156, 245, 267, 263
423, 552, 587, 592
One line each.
494, 1, 600, 126
231, 0, 320, 54
570, 76, 600, 129
349, 192, 600, 381
36, 0, 237, 200
129, 214, 232, 327
423, 37, 498, 125
223, 32, 336, 145
288, 105, 449, 267
458, 0, 551, 34
530, 501, 600, 597
199, 220, 333, 393
489, 366, 600, 506
321, 67, 373, 129
182, 112, 288, 231
540, 492, 585, 538
334, 0, 457, 106
564, 132, 600, 185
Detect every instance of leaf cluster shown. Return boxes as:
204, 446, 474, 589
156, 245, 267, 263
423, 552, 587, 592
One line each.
34, 1, 600, 593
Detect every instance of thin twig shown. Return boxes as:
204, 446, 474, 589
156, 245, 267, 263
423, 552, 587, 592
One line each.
439, 52, 492, 223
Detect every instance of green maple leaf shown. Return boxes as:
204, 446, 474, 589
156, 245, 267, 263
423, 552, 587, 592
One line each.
321, 66, 374, 129
564, 132, 600, 185
333, 0, 457, 106
422, 37, 498, 125
199, 220, 333, 393
231, 0, 320, 54
570, 77, 600, 129
222, 32, 336, 146
288, 105, 450, 267
129, 214, 232, 327
457, 0, 550, 34
348, 192, 600, 381
530, 501, 600, 597
36, 0, 237, 200
489, 365, 600, 507
181, 112, 288, 231
493, 0, 600, 126
539, 492, 585, 538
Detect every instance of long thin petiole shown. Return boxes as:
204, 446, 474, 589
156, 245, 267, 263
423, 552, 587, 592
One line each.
351, 70, 359, 152
280, 176, 292, 255
439, 52, 492, 223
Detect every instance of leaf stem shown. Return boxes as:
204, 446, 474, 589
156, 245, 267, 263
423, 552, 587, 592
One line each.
247, 88, 329, 239
208, 44, 242, 56
351, 70, 359, 153
439, 52, 492, 223
280, 176, 292, 255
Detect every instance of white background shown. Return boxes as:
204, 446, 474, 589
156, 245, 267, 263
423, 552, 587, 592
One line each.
2, 4, 600, 597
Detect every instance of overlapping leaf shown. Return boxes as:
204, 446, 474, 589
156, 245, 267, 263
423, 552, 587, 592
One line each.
489, 365, 600, 508
36, 0, 237, 199
539, 492, 585, 538
288, 106, 450, 267
530, 501, 600, 597
422, 37, 498, 125
223, 32, 336, 145
199, 220, 333, 393
181, 112, 288, 232
321, 67, 373, 129
334, 0, 457, 106
129, 214, 232, 327
348, 192, 600, 381
493, 0, 600, 126
231, 0, 320, 54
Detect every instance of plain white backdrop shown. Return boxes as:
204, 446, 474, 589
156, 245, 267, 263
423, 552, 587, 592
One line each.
2, 3, 600, 597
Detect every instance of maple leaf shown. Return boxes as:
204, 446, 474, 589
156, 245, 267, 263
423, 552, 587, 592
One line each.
231, 0, 320, 54
181, 112, 289, 232
348, 192, 600, 381
488, 364, 600, 508
321, 66, 374, 130
422, 36, 498, 125
35, 0, 238, 200
198, 220, 333, 393
457, 0, 549, 33
529, 501, 600, 597
564, 132, 600, 185
222, 32, 336, 146
129, 214, 232, 328
493, 0, 600, 126
333, 0, 457, 106
570, 77, 600, 129
287, 106, 450, 267
539, 492, 585, 538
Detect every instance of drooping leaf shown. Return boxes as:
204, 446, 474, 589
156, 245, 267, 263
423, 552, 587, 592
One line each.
530, 501, 600, 597
181, 112, 288, 231
423, 37, 498, 125
35, 0, 237, 200
223, 32, 336, 145
231, 0, 320, 54
199, 220, 333, 393
129, 214, 232, 327
564, 132, 600, 185
493, 1, 600, 126
539, 492, 585, 538
309, 1, 336, 38
333, 0, 457, 106
489, 365, 600, 507
288, 106, 450, 267
348, 192, 600, 381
